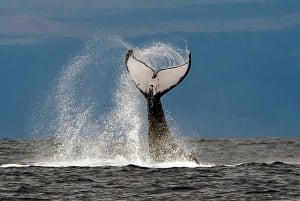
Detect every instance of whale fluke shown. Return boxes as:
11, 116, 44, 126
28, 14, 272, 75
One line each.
125, 49, 197, 163
125, 49, 191, 97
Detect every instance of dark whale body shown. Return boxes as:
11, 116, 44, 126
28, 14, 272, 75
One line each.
125, 49, 197, 163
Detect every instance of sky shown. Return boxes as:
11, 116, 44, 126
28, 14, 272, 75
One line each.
0, 0, 300, 138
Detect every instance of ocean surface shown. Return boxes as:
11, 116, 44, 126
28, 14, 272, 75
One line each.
0, 138, 299, 200
1, 40, 299, 200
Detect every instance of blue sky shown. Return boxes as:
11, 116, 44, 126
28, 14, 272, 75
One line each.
0, 0, 300, 138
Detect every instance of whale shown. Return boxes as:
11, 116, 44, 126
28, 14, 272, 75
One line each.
125, 49, 198, 163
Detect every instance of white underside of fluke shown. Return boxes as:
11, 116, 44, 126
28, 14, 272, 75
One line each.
125, 50, 191, 96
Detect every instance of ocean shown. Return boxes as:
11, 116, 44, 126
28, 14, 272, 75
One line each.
0, 138, 299, 200
1, 39, 299, 200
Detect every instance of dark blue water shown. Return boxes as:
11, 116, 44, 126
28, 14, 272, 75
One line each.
0, 138, 299, 200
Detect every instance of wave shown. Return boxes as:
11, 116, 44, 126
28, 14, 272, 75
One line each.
2, 160, 300, 169
0, 156, 213, 169
224, 160, 300, 168
0, 164, 30, 168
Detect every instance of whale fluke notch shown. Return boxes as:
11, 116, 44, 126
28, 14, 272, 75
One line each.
125, 49, 191, 97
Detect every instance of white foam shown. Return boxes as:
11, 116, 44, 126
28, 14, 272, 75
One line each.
0, 164, 30, 168
1, 159, 214, 168
151, 161, 214, 168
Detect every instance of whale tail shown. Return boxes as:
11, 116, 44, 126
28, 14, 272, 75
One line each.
125, 48, 198, 163
125, 49, 191, 97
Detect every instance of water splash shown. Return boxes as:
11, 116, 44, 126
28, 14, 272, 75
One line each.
31, 37, 198, 167
133, 42, 189, 70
